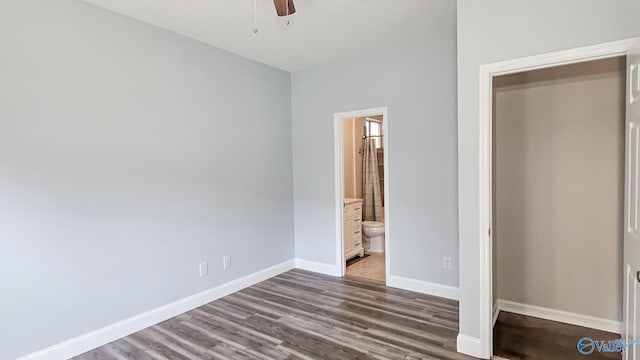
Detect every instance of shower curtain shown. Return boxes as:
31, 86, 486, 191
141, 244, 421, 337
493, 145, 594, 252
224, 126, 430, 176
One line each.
362, 138, 383, 221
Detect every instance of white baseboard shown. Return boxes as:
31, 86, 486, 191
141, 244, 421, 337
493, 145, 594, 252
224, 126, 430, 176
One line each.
294, 258, 341, 276
386, 275, 459, 300
492, 301, 500, 328
17, 259, 296, 360
497, 299, 622, 334
457, 333, 484, 358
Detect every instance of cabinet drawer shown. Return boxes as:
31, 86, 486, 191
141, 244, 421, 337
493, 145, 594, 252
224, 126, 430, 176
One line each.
352, 231, 362, 247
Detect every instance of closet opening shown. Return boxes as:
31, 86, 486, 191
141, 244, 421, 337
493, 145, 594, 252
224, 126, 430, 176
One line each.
491, 56, 626, 359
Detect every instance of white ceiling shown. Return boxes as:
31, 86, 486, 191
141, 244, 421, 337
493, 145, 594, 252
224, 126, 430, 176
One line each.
82, 0, 440, 72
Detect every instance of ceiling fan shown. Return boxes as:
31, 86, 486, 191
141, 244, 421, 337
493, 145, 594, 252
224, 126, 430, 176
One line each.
273, 0, 296, 17
253, 0, 296, 34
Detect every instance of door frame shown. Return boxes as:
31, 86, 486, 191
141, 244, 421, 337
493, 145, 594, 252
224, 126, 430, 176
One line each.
476, 38, 635, 358
333, 106, 390, 280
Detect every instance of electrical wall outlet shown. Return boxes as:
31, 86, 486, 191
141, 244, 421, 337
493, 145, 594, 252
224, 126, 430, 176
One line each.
442, 256, 452, 270
199, 261, 208, 277
223, 255, 231, 270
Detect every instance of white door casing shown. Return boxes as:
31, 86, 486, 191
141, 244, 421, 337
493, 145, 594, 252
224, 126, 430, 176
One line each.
470, 38, 636, 360
625, 37, 640, 360
333, 107, 389, 279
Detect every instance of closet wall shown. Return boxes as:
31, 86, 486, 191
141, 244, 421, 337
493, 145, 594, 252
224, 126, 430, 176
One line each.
493, 57, 625, 322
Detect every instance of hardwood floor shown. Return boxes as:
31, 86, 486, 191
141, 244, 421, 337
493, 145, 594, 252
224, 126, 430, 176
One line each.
74, 269, 475, 360
345, 253, 386, 282
494, 311, 621, 360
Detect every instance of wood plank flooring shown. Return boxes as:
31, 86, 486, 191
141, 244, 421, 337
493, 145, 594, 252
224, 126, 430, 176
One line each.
74, 269, 475, 360
493, 311, 621, 360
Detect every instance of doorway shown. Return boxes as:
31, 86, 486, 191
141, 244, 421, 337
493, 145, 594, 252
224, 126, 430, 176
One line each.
491, 57, 625, 359
333, 107, 390, 283
473, 38, 637, 359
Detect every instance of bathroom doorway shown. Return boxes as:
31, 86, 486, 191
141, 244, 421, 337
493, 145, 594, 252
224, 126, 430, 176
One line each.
333, 107, 389, 283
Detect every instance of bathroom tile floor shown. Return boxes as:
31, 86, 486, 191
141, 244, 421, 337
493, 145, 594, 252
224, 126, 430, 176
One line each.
345, 253, 385, 282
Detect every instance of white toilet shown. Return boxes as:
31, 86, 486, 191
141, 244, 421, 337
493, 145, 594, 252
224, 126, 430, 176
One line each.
362, 221, 385, 253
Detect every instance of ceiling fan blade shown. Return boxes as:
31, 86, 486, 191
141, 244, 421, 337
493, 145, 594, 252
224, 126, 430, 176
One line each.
273, 0, 296, 16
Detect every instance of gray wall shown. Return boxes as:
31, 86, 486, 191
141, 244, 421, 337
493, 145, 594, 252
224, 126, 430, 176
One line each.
0, 1, 293, 359
494, 58, 625, 321
457, 0, 640, 340
291, 0, 458, 286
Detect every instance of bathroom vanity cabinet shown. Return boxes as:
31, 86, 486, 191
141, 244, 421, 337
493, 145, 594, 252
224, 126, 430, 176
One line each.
343, 198, 364, 261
